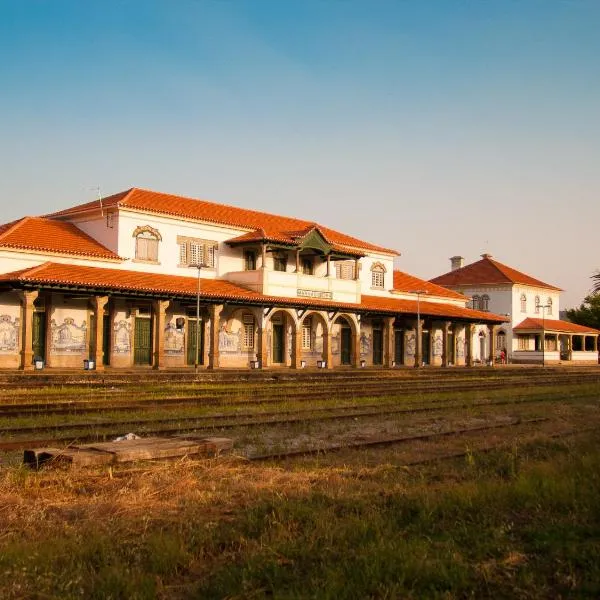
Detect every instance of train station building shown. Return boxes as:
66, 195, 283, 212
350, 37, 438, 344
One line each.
0, 187, 513, 370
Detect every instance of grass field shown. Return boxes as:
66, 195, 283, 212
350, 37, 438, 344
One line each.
1, 431, 599, 598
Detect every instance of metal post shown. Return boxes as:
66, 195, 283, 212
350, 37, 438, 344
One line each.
414, 290, 427, 368
195, 265, 201, 371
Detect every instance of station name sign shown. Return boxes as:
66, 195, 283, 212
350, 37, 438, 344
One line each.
297, 289, 332, 300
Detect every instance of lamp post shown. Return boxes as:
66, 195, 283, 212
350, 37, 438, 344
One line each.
414, 290, 428, 368
192, 261, 210, 371
537, 303, 551, 367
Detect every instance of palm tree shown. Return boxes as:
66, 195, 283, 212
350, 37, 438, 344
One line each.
593, 271, 600, 294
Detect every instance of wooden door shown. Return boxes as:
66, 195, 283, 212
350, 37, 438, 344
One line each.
394, 329, 404, 365
32, 312, 46, 361
134, 318, 152, 365
372, 328, 383, 365
341, 326, 352, 365
187, 319, 204, 366
272, 323, 284, 363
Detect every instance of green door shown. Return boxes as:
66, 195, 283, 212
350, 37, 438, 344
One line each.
32, 312, 46, 362
394, 329, 404, 365
272, 324, 284, 363
102, 315, 110, 365
341, 326, 352, 365
372, 328, 383, 365
422, 331, 431, 365
134, 318, 152, 365
187, 319, 204, 366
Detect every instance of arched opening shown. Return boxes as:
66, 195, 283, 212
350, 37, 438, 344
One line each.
478, 330, 486, 363
298, 311, 329, 367
333, 315, 356, 366
267, 309, 296, 367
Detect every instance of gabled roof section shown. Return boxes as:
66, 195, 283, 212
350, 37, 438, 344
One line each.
0, 262, 506, 323
48, 187, 396, 255
0, 217, 120, 260
430, 255, 562, 291
393, 270, 467, 301
514, 317, 600, 335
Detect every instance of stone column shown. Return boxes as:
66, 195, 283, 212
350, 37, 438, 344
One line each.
261, 244, 267, 269
92, 296, 109, 370
295, 249, 301, 273
488, 324, 496, 366
384, 316, 395, 367
152, 299, 170, 370
442, 321, 452, 367
326, 254, 331, 277
258, 323, 268, 368
352, 328, 361, 367
466, 323, 474, 367
414, 318, 423, 368
19, 290, 39, 370
291, 329, 302, 369
323, 326, 333, 369
208, 304, 224, 369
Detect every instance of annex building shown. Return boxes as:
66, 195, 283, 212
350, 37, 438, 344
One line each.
0, 187, 508, 371
431, 254, 600, 364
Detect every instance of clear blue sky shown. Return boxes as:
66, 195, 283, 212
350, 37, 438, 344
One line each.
1, 0, 599, 308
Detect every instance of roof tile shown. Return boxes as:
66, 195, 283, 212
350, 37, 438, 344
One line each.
514, 317, 600, 335
430, 256, 561, 291
48, 188, 397, 255
0, 262, 506, 323
0, 217, 120, 260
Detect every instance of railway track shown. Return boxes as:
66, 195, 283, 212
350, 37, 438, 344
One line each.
1, 392, 596, 452
0, 372, 598, 417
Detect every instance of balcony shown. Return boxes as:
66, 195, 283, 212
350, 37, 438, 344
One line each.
225, 269, 361, 304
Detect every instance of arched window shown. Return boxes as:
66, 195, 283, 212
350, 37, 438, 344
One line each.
133, 226, 161, 262
370, 262, 386, 289
520, 294, 527, 313
471, 295, 480, 310
535, 296, 540, 313
481, 295, 490, 311
496, 330, 506, 350
302, 317, 312, 350
547, 298, 553, 315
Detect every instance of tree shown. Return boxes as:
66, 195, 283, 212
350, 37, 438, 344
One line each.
565, 293, 600, 330
593, 271, 600, 294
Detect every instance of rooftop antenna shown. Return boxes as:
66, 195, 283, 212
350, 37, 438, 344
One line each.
95, 186, 104, 216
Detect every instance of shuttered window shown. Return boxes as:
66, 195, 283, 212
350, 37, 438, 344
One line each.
302, 318, 312, 350
177, 237, 217, 268
335, 260, 355, 280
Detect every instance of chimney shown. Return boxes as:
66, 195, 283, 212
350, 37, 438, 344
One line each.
450, 256, 464, 271
481, 253, 492, 259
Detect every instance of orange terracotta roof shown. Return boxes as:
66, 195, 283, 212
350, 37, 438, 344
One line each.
393, 270, 467, 300
514, 318, 600, 335
430, 256, 561, 291
0, 217, 120, 260
0, 262, 506, 323
48, 188, 396, 255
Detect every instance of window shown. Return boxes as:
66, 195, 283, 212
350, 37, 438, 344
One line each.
133, 226, 161, 262
534, 296, 540, 313
273, 255, 287, 272
242, 314, 254, 349
518, 335, 528, 350
301, 258, 313, 275
471, 295, 480, 310
371, 262, 386, 289
520, 294, 527, 313
335, 260, 355, 280
547, 298, 553, 315
244, 250, 257, 271
496, 331, 506, 350
177, 237, 216, 268
302, 317, 312, 350
481, 295, 489, 311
